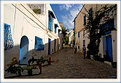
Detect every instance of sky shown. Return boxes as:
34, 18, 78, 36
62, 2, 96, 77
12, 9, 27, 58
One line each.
51, 4, 83, 31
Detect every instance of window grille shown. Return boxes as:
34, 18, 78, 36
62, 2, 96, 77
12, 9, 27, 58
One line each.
4, 23, 13, 50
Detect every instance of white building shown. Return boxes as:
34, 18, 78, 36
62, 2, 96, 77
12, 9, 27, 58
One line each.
3, 3, 62, 66
74, 4, 117, 67
68, 30, 74, 47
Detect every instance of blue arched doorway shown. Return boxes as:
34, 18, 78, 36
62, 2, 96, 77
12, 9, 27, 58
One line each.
19, 36, 29, 65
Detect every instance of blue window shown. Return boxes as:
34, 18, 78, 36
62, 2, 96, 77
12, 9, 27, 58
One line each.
48, 11, 55, 32
4, 23, 13, 50
48, 14, 53, 31
101, 19, 115, 35
78, 32, 80, 37
54, 24, 58, 33
84, 15, 86, 25
83, 40, 85, 46
55, 27, 57, 33
34, 36, 44, 50
58, 29, 61, 37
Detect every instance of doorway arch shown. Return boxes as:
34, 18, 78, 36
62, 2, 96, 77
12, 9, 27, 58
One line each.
19, 36, 29, 65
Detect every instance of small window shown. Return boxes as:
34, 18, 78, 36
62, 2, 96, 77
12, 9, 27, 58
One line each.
83, 40, 85, 46
84, 15, 86, 25
78, 32, 80, 38
83, 30, 85, 37
34, 36, 44, 51
54, 24, 58, 33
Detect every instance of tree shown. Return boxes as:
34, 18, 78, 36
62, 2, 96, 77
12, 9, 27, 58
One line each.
61, 26, 68, 45
84, 5, 116, 58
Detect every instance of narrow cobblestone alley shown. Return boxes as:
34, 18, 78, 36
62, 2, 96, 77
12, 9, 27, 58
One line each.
10, 46, 116, 79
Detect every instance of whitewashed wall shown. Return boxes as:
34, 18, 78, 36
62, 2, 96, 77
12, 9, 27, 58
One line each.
4, 3, 62, 66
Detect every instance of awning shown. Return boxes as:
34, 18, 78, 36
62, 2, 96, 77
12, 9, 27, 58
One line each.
49, 11, 55, 18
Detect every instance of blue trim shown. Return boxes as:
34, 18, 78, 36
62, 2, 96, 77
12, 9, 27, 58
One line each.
106, 36, 113, 62
19, 48, 21, 64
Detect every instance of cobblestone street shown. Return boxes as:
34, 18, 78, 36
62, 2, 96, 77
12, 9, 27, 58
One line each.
9, 46, 116, 79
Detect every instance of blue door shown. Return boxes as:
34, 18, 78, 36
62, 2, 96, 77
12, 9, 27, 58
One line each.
19, 36, 29, 65
48, 38, 51, 55
103, 36, 106, 56
106, 36, 112, 62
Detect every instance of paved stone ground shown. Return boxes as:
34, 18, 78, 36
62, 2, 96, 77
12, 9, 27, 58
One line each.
6, 46, 117, 79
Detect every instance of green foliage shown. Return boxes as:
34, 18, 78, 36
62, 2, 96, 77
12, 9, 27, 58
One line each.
5, 65, 23, 74
33, 9, 41, 14
85, 5, 116, 56
61, 26, 69, 44
28, 56, 49, 65
37, 57, 48, 64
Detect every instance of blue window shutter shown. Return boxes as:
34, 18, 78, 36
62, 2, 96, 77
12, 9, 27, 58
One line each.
49, 15, 51, 31
35, 36, 44, 51
48, 14, 53, 31
4, 23, 13, 50
55, 24, 58, 33
55, 28, 56, 33
55, 27, 57, 33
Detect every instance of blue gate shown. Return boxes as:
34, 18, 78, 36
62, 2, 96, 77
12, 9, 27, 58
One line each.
48, 38, 51, 55
106, 36, 112, 62
19, 36, 29, 65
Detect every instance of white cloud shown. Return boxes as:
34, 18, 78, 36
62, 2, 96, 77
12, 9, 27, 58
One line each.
61, 15, 73, 29
70, 5, 83, 19
61, 4, 83, 30
60, 4, 73, 10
